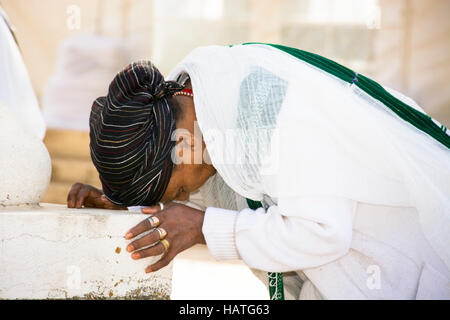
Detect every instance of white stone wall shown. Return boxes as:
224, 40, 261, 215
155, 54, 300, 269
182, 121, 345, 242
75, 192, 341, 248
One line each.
0, 204, 172, 299
0, 102, 51, 206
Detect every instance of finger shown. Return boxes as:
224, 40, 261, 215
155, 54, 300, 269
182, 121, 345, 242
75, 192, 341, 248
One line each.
141, 205, 162, 215
100, 195, 120, 210
127, 228, 162, 252
99, 195, 128, 210
125, 214, 160, 239
146, 251, 174, 273
141, 202, 175, 214
67, 183, 82, 208
82, 190, 102, 208
75, 187, 90, 208
84, 195, 104, 208
131, 241, 165, 260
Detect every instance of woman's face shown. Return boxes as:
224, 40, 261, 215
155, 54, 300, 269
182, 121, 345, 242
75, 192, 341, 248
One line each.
158, 78, 216, 204
159, 162, 213, 203
158, 96, 215, 203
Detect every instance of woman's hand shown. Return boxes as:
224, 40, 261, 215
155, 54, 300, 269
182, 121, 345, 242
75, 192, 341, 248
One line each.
67, 182, 127, 210
125, 202, 206, 273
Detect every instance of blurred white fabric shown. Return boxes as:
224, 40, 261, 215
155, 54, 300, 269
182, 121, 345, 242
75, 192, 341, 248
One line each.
0, 6, 45, 140
41, 35, 131, 131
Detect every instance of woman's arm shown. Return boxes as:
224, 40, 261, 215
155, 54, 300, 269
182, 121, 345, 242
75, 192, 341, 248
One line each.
202, 196, 355, 272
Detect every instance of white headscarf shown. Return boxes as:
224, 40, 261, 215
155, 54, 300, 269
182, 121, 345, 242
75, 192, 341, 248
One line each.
168, 43, 450, 268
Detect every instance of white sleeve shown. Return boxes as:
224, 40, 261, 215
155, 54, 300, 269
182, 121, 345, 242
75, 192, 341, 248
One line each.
202, 196, 355, 272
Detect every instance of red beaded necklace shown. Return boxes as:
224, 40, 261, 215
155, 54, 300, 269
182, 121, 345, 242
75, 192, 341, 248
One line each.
173, 88, 193, 98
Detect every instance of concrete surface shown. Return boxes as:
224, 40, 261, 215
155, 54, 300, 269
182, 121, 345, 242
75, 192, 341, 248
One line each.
0, 203, 268, 300
0, 203, 172, 299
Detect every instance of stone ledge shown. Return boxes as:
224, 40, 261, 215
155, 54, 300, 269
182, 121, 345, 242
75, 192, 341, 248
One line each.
0, 203, 172, 299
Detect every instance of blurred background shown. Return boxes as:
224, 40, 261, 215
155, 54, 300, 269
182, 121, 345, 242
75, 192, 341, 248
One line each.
1, 0, 449, 204
1, 0, 449, 299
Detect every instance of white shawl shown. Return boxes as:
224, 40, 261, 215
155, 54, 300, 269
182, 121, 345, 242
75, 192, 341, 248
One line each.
168, 43, 450, 269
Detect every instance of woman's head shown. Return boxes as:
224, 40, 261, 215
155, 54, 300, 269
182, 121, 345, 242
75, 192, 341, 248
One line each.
89, 61, 215, 207
89, 61, 182, 206
160, 94, 216, 203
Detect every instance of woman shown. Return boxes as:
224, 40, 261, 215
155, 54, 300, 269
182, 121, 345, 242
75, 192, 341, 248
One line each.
68, 43, 450, 299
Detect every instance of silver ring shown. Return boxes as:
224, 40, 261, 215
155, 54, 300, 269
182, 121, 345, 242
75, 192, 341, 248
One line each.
158, 201, 164, 211
146, 215, 160, 229
155, 227, 167, 240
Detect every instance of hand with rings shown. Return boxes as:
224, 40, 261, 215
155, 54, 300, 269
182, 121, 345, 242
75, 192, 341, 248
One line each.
125, 201, 206, 273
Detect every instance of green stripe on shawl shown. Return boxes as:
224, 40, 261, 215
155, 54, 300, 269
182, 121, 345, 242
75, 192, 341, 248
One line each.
246, 198, 285, 300
242, 42, 450, 149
